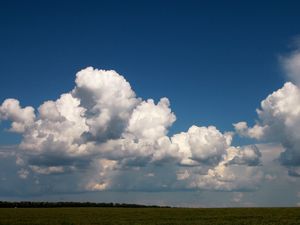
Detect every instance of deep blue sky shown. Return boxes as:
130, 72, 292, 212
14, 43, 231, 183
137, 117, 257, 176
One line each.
1, 0, 299, 144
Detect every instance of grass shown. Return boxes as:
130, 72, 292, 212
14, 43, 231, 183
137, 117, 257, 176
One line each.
0, 207, 299, 225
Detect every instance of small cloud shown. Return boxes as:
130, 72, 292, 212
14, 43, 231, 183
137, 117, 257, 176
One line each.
280, 39, 300, 85
18, 169, 29, 179
29, 166, 65, 175
265, 174, 277, 181
231, 192, 244, 203
176, 170, 190, 180
145, 173, 155, 177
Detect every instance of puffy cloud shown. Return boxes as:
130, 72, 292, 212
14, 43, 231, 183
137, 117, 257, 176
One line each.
73, 67, 140, 141
225, 145, 261, 166
182, 144, 262, 191
191, 163, 263, 191
0, 67, 263, 194
0, 99, 35, 132
233, 122, 266, 139
235, 82, 300, 168
124, 98, 176, 140
281, 48, 300, 85
172, 126, 232, 166
235, 43, 300, 173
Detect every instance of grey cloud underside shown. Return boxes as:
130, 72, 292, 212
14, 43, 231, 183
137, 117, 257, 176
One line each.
0, 67, 264, 194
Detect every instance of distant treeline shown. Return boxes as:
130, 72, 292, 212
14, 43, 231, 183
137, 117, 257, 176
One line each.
0, 201, 170, 208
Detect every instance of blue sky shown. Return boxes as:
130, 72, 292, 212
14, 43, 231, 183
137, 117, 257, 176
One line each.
1, 0, 295, 136
1, 0, 300, 207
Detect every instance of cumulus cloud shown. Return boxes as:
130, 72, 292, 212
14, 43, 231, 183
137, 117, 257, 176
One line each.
124, 98, 175, 140
184, 145, 262, 191
225, 145, 261, 166
281, 45, 300, 85
0, 67, 263, 194
233, 122, 266, 139
235, 43, 300, 176
73, 67, 139, 141
235, 82, 300, 170
171, 125, 232, 166
0, 99, 35, 132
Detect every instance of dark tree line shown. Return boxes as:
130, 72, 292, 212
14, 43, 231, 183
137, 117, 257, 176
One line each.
0, 201, 170, 208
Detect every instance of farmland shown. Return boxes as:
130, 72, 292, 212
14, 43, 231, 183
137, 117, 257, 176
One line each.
0, 207, 299, 225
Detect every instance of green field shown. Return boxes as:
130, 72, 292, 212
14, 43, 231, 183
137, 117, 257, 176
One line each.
0, 207, 299, 225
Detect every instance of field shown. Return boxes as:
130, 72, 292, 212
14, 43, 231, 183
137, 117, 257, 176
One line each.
0, 207, 299, 225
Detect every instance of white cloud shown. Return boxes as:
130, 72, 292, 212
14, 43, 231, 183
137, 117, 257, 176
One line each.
185, 144, 263, 191
189, 163, 263, 191
124, 98, 176, 140
20, 93, 89, 155
235, 82, 300, 170
172, 125, 232, 166
233, 122, 266, 139
73, 67, 139, 141
0, 67, 264, 193
225, 145, 261, 166
0, 99, 35, 132
234, 42, 300, 176
281, 48, 300, 85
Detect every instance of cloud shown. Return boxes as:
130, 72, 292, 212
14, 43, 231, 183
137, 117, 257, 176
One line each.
124, 98, 175, 140
233, 122, 266, 139
73, 67, 140, 142
231, 192, 244, 203
281, 45, 300, 85
0, 99, 35, 133
184, 145, 262, 191
171, 126, 232, 166
0, 67, 263, 194
235, 43, 300, 175
225, 145, 261, 166
235, 82, 300, 171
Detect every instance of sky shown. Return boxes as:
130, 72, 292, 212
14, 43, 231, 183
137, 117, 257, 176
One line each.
1, 0, 300, 207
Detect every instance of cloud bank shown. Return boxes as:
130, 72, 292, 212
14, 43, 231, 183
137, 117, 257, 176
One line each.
0, 67, 263, 195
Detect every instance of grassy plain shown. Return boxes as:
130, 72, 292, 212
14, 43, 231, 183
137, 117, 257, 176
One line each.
0, 207, 299, 225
